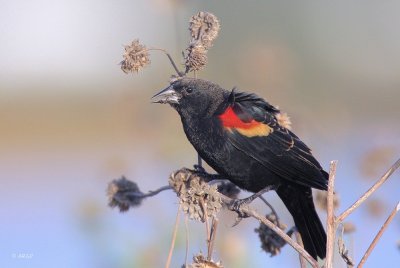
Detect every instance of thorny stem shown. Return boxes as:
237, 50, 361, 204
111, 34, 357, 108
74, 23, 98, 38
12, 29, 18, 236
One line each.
148, 48, 184, 76
337, 158, 400, 222
357, 202, 400, 268
325, 161, 338, 268
165, 204, 181, 268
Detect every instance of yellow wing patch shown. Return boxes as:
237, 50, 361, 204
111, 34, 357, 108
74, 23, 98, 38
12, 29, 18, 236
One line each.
226, 123, 273, 137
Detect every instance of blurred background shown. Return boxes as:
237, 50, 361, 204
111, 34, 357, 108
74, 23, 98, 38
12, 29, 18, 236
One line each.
1, 0, 399, 267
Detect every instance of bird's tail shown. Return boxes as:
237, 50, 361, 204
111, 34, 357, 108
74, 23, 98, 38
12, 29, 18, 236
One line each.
276, 184, 327, 260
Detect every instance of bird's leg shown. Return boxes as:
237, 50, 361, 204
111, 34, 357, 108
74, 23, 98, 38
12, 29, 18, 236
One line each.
193, 153, 204, 172
191, 164, 224, 183
197, 153, 203, 168
193, 164, 205, 173
194, 170, 224, 182
229, 185, 275, 219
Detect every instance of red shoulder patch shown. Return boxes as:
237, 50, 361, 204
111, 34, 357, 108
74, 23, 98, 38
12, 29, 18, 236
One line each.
219, 106, 272, 137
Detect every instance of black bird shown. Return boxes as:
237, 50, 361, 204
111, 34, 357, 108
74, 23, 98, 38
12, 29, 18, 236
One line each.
152, 77, 328, 259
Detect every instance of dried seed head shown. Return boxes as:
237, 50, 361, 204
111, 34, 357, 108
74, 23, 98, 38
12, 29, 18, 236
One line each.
189, 11, 220, 49
185, 44, 208, 72
169, 169, 222, 222
359, 146, 397, 180
343, 222, 356, 234
107, 176, 143, 212
187, 253, 223, 268
366, 198, 386, 217
255, 213, 287, 256
275, 112, 292, 130
120, 39, 150, 73
217, 181, 241, 199
315, 190, 340, 211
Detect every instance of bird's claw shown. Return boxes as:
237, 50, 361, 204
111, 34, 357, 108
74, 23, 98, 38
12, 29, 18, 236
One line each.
229, 198, 251, 219
232, 216, 243, 227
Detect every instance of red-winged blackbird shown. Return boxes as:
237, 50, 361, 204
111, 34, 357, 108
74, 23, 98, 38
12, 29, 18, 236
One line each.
152, 77, 328, 259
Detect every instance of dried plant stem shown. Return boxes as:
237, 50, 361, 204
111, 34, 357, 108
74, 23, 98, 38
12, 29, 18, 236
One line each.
169, 168, 318, 267
357, 202, 400, 268
337, 158, 400, 222
165, 204, 181, 268
190, 70, 202, 170
184, 215, 189, 267
325, 160, 338, 268
218, 195, 319, 268
252, 209, 319, 268
148, 48, 183, 76
259, 195, 280, 222
145, 185, 172, 197
295, 231, 307, 268
207, 218, 219, 261
199, 198, 211, 260
338, 225, 355, 267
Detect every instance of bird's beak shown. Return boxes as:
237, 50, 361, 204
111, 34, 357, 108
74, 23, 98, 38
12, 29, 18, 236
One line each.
151, 85, 180, 104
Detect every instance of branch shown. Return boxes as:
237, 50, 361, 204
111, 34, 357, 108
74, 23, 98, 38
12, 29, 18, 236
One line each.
337, 158, 400, 222
325, 160, 338, 268
165, 204, 181, 268
169, 168, 319, 267
107, 177, 172, 212
219, 194, 319, 268
141, 185, 172, 197
337, 224, 355, 268
357, 202, 400, 268
295, 231, 307, 268
260, 195, 280, 222
207, 218, 218, 261
148, 48, 184, 76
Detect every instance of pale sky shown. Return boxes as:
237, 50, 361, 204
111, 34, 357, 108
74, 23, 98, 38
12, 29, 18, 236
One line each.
0, 0, 175, 89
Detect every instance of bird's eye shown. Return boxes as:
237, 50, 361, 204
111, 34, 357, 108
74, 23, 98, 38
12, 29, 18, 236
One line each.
186, 87, 193, 94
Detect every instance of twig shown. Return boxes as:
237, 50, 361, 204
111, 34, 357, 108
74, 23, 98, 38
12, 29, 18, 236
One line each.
337, 158, 400, 222
148, 48, 184, 76
219, 195, 319, 268
194, 70, 202, 170
295, 231, 307, 268
169, 168, 318, 267
165, 204, 181, 268
259, 195, 280, 222
184, 215, 189, 267
357, 202, 400, 268
325, 160, 338, 268
207, 218, 219, 261
199, 198, 211, 260
337, 225, 354, 268
128, 185, 172, 199
251, 208, 319, 268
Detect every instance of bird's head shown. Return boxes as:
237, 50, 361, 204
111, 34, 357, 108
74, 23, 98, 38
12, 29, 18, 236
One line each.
152, 77, 229, 118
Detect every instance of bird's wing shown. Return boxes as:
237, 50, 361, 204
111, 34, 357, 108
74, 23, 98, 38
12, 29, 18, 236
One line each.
218, 89, 328, 190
